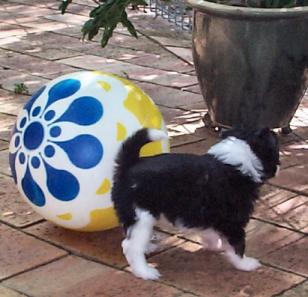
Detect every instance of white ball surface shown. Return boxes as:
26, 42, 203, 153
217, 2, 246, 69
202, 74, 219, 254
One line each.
9, 71, 169, 231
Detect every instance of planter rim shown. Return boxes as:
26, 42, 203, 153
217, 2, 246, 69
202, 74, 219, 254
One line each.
187, 0, 308, 19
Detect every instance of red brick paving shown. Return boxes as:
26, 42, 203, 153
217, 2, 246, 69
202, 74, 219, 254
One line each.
25, 222, 184, 268
147, 241, 304, 297
0, 1, 307, 296
0, 286, 27, 297
0, 223, 67, 280
262, 236, 308, 277
3, 256, 192, 297
0, 176, 43, 227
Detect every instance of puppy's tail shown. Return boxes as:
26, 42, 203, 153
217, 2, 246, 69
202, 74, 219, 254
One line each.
115, 128, 168, 171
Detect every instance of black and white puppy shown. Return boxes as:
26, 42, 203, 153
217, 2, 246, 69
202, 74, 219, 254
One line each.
111, 128, 280, 280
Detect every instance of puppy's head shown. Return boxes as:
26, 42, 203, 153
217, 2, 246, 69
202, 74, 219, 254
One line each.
221, 128, 280, 180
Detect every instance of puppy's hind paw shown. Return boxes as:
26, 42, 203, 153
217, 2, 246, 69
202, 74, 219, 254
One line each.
236, 256, 261, 271
133, 266, 161, 280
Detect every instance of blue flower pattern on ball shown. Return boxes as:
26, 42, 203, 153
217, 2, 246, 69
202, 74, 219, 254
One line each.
9, 79, 104, 207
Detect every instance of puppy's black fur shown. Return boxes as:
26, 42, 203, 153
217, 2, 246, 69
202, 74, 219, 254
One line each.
112, 128, 279, 265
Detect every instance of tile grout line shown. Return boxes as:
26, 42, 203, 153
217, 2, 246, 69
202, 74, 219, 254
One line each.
18, 219, 46, 229
0, 220, 131, 271
272, 278, 308, 297
0, 65, 82, 93
1, 0, 95, 18
138, 32, 194, 66
281, 164, 308, 171
142, 236, 201, 296
0, 77, 200, 105
130, 78, 200, 91
0, 51, 197, 94
52, 45, 194, 75
9, 1, 194, 68
169, 220, 307, 275
0, 284, 34, 297
293, 131, 307, 142
0, 111, 17, 118
0, 220, 183, 283
61, 46, 195, 75
251, 216, 307, 235
260, 260, 308, 279
170, 138, 209, 149
256, 195, 307, 230
260, 232, 305, 254
177, 232, 308, 279
267, 182, 308, 198
1, 220, 306, 293
286, 131, 307, 141
0, 253, 69, 283
154, 280, 200, 297
155, 103, 204, 111
257, 191, 298, 210
0, 29, 195, 77
2, 219, 199, 295
158, 229, 308, 280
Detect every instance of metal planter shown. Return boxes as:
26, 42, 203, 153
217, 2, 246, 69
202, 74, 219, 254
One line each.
188, 0, 308, 129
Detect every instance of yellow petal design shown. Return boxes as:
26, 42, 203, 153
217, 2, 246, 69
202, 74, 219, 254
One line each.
78, 207, 119, 232
140, 141, 163, 157
124, 87, 162, 129
123, 83, 164, 156
93, 70, 107, 76
116, 122, 127, 141
97, 80, 111, 91
57, 213, 72, 221
96, 178, 111, 195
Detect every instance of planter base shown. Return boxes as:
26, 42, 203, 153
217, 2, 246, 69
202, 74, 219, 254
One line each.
202, 113, 293, 134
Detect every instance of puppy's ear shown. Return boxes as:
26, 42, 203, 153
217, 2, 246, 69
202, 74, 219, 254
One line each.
254, 128, 279, 148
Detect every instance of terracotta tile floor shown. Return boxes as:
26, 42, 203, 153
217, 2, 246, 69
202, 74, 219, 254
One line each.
0, 1, 307, 296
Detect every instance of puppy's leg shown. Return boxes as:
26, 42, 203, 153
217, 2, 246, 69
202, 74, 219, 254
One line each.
201, 228, 224, 252
145, 242, 158, 255
122, 208, 160, 280
145, 233, 161, 254
222, 228, 261, 271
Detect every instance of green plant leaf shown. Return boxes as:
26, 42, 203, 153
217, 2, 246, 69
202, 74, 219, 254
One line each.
82, 19, 100, 40
59, 0, 308, 49
14, 83, 29, 95
131, 0, 148, 5
101, 23, 117, 47
121, 11, 138, 38
246, 0, 262, 7
81, 0, 144, 47
59, 0, 73, 14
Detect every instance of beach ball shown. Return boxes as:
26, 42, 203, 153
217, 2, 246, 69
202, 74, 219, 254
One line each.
9, 71, 169, 231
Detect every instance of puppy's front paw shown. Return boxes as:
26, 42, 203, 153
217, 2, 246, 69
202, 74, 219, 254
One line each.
133, 266, 161, 280
236, 256, 261, 271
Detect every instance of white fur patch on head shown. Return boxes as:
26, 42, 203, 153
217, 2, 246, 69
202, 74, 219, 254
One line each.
208, 136, 263, 183
148, 129, 168, 142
